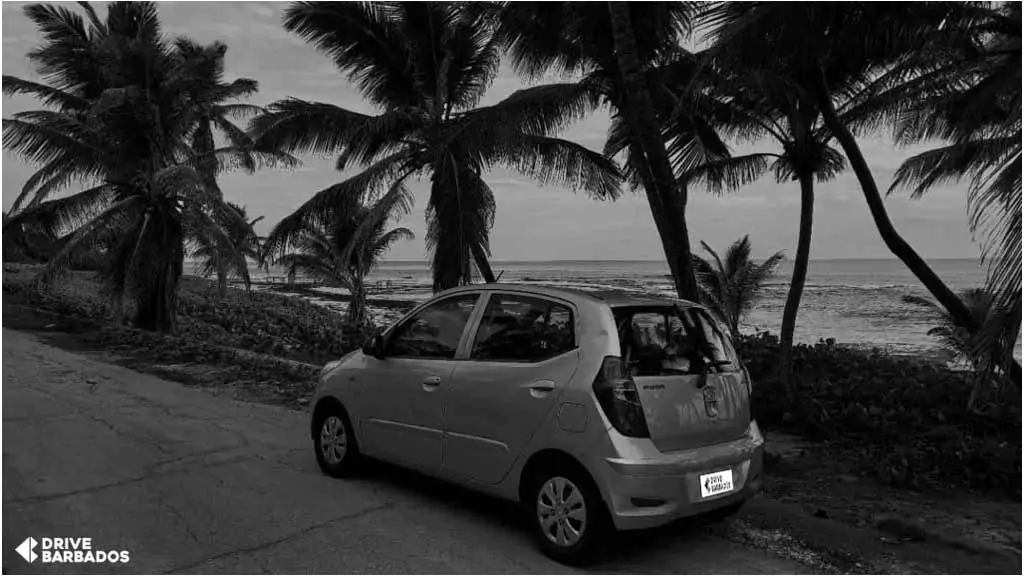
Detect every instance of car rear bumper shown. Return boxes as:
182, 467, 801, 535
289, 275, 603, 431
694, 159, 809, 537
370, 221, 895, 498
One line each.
593, 420, 765, 531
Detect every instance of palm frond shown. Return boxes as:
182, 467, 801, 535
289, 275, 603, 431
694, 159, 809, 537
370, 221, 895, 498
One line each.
37, 195, 142, 286
2, 75, 88, 110
473, 131, 623, 200
7, 182, 115, 239
682, 152, 774, 195
262, 153, 415, 259
459, 81, 604, 138
249, 98, 381, 157
282, 2, 422, 108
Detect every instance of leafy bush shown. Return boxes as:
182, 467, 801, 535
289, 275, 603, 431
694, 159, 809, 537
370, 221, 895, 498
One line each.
737, 332, 1022, 495
174, 276, 372, 364
2, 264, 371, 365
6, 264, 1018, 494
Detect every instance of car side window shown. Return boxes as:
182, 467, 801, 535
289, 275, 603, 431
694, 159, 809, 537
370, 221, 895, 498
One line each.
385, 294, 479, 359
471, 294, 576, 362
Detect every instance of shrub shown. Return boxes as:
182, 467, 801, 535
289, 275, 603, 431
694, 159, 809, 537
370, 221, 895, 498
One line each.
2, 264, 371, 365
737, 331, 1022, 495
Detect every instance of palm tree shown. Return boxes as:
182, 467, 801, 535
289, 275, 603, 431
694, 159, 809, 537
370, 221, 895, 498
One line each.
887, 2, 1021, 385
250, 2, 621, 293
700, 2, 987, 343
264, 189, 414, 327
607, 53, 846, 380
191, 202, 265, 297
691, 235, 784, 339
904, 288, 1012, 409
497, 2, 703, 301
1, 2, 279, 332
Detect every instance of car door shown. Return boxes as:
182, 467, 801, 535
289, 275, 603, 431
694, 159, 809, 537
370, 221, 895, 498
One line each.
359, 292, 483, 473
443, 292, 581, 485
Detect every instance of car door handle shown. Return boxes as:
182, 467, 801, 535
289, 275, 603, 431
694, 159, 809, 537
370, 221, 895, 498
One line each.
422, 376, 442, 391
524, 380, 556, 398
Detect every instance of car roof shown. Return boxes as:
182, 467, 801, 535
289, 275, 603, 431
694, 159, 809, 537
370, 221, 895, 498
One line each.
442, 282, 703, 309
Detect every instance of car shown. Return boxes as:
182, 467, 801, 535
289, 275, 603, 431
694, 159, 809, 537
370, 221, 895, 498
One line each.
310, 283, 764, 565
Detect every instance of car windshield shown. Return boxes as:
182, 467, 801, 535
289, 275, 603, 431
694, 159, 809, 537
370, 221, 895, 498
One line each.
613, 305, 740, 376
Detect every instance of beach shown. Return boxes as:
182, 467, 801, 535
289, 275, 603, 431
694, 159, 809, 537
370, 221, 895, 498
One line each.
189, 258, 1022, 362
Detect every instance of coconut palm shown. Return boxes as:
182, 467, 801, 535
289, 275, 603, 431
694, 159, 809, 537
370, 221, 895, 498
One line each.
691, 235, 784, 339
250, 2, 621, 293
700, 2, 988, 343
904, 288, 1015, 409
191, 202, 265, 296
1, 2, 280, 332
607, 53, 846, 379
887, 2, 1021, 385
265, 189, 414, 327
496, 2, 703, 300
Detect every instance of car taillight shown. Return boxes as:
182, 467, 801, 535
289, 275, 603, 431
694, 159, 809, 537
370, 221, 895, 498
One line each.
593, 356, 650, 438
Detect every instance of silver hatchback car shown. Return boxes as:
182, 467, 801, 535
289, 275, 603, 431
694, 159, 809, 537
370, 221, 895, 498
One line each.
310, 284, 764, 565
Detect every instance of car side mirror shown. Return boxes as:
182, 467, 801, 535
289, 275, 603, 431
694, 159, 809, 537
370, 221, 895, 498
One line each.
362, 332, 385, 358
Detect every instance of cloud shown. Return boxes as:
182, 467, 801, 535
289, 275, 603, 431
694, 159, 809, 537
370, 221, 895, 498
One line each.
0, 2, 981, 260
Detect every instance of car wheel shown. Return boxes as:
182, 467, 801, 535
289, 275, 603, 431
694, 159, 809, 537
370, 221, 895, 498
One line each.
526, 464, 609, 566
313, 404, 362, 477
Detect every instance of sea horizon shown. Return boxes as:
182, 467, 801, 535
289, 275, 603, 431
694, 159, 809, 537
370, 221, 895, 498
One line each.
184, 256, 1021, 361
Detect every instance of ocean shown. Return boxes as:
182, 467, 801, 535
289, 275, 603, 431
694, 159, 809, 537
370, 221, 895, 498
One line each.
189, 258, 1022, 359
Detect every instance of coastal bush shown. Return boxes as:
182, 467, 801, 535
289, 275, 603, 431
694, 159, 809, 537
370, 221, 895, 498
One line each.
5, 264, 1018, 494
738, 332, 1022, 495
3, 265, 371, 365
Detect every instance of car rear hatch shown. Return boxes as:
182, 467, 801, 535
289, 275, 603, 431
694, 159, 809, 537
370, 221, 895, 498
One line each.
611, 304, 750, 452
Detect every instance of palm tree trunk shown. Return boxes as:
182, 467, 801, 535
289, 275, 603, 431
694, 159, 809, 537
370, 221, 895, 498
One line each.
346, 275, 368, 327
608, 1, 700, 302
216, 262, 228, 297
814, 78, 979, 334
133, 215, 183, 334
778, 173, 815, 385
470, 243, 497, 283
135, 256, 182, 334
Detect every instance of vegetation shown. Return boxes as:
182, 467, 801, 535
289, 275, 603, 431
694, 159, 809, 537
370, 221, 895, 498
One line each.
250, 2, 621, 292
497, 3, 704, 301
668, 59, 846, 385
1, 2, 290, 332
738, 331, 1021, 496
904, 288, 1016, 409
886, 2, 1022, 388
2, 0, 1020, 500
699, 3, 1020, 390
5, 264, 1018, 496
691, 235, 784, 339
190, 202, 265, 297
3, 264, 367, 366
264, 190, 414, 327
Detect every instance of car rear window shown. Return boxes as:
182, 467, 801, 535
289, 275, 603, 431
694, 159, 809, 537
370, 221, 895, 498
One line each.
612, 305, 740, 376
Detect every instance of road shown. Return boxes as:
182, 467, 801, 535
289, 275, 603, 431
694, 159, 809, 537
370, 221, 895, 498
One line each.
2, 328, 812, 574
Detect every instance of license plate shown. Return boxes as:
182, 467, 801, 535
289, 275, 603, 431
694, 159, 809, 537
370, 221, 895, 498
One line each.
699, 469, 734, 498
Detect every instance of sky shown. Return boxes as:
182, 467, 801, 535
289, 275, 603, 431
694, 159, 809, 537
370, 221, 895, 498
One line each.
1, 1, 983, 262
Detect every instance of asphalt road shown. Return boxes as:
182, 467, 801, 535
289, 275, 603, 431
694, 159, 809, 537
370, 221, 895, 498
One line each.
2, 328, 812, 574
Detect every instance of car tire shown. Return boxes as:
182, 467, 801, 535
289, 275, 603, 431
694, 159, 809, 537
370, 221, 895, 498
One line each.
525, 463, 610, 566
313, 403, 362, 478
